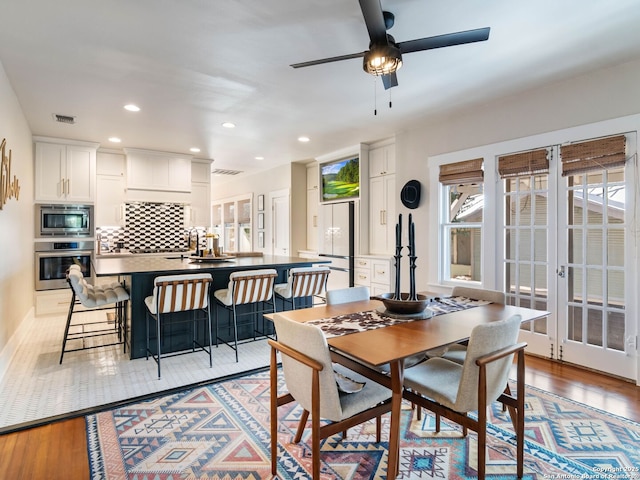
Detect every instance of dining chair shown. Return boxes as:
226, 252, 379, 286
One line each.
439, 286, 506, 364
213, 269, 277, 361
60, 264, 130, 364
326, 285, 370, 305
274, 266, 330, 309
403, 314, 527, 480
268, 312, 392, 480
144, 273, 213, 379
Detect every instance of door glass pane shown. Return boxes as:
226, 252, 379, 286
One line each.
606, 229, 624, 267
607, 184, 624, 224
520, 228, 531, 261
517, 194, 532, 225
568, 267, 582, 302
567, 305, 583, 342
568, 228, 583, 264
570, 189, 584, 225
506, 228, 515, 260
607, 269, 624, 307
506, 262, 516, 294
534, 265, 547, 297
586, 230, 603, 265
587, 187, 605, 225
607, 310, 625, 351
534, 229, 547, 261
519, 263, 531, 295
586, 309, 603, 346
586, 268, 603, 305
587, 171, 603, 185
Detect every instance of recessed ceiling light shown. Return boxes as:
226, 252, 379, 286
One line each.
108, 137, 122, 143
124, 104, 140, 112
190, 147, 201, 153
222, 122, 236, 128
298, 136, 310, 143
255, 156, 264, 160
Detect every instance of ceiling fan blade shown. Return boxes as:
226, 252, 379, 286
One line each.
398, 27, 490, 54
290, 51, 366, 69
358, 0, 388, 44
381, 72, 398, 90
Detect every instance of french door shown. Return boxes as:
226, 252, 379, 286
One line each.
501, 134, 636, 379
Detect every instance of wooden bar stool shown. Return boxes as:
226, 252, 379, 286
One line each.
213, 269, 277, 361
144, 273, 213, 379
274, 266, 330, 310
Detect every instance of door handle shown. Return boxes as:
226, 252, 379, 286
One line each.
557, 266, 566, 278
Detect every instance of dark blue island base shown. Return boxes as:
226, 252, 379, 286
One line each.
93, 255, 327, 359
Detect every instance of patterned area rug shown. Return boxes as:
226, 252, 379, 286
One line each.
86, 370, 640, 479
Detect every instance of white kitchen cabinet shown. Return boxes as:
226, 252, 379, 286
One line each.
354, 256, 393, 295
369, 174, 396, 254
306, 163, 319, 251
186, 159, 212, 228
34, 138, 98, 203
125, 148, 192, 192
95, 151, 126, 227
96, 175, 126, 227
369, 143, 396, 177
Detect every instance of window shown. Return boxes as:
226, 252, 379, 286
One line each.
439, 158, 484, 283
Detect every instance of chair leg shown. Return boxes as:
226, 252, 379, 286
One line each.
376, 415, 382, 443
59, 295, 76, 364
294, 410, 309, 443
156, 313, 162, 379
206, 307, 213, 368
231, 305, 239, 362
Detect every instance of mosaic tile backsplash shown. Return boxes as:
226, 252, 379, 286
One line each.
96, 202, 206, 252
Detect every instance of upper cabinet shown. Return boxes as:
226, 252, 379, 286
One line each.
34, 137, 98, 203
369, 143, 396, 177
186, 159, 212, 228
124, 148, 192, 193
95, 151, 126, 227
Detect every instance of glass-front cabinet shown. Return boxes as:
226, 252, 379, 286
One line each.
212, 194, 253, 253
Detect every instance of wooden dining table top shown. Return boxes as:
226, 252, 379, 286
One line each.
269, 299, 550, 367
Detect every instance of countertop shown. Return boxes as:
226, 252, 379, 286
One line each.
93, 254, 331, 276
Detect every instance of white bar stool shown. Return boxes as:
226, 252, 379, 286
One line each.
274, 266, 330, 310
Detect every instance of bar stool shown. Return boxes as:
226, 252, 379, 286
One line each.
61, 265, 130, 364
274, 266, 330, 310
144, 273, 213, 379
213, 269, 277, 361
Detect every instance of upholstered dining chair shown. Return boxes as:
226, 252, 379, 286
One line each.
274, 266, 330, 309
326, 285, 370, 305
61, 264, 130, 364
268, 313, 392, 480
213, 269, 277, 361
438, 286, 506, 364
403, 314, 527, 480
144, 273, 213, 379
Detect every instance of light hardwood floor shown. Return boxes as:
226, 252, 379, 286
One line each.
0, 356, 638, 480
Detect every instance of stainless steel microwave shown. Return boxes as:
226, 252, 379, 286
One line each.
36, 204, 93, 237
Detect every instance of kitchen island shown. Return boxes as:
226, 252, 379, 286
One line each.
93, 254, 328, 359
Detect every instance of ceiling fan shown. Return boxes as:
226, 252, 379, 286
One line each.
291, 0, 490, 90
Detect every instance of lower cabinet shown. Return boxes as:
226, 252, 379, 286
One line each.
354, 256, 393, 296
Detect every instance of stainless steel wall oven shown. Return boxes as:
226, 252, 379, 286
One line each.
36, 204, 93, 237
35, 241, 94, 290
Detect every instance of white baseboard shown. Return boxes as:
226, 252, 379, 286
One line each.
0, 307, 36, 384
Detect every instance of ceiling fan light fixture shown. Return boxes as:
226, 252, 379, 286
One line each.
363, 44, 403, 76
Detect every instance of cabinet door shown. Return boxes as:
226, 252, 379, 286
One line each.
369, 144, 396, 177
306, 188, 319, 251
35, 142, 65, 201
96, 175, 125, 226
369, 175, 396, 254
65, 145, 95, 202
188, 183, 211, 227
307, 163, 319, 190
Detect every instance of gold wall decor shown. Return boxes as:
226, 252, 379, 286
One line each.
1, 137, 21, 209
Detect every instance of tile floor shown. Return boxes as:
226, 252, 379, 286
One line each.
0, 309, 271, 430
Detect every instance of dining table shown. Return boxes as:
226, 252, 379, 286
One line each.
268, 296, 550, 479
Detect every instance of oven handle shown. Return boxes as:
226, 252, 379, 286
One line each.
35, 250, 94, 258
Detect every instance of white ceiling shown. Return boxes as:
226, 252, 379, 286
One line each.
2, 0, 640, 177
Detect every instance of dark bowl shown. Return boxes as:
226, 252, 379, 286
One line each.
370, 292, 430, 314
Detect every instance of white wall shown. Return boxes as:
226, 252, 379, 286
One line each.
395, 57, 640, 292
0, 59, 35, 380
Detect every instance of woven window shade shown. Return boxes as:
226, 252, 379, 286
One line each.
439, 158, 484, 185
498, 149, 549, 178
561, 135, 626, 176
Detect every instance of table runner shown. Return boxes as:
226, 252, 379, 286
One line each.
308, 295, 490, 338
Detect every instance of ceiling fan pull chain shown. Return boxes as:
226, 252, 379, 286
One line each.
389, 88, 392, 109
374, 78, 378, 116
